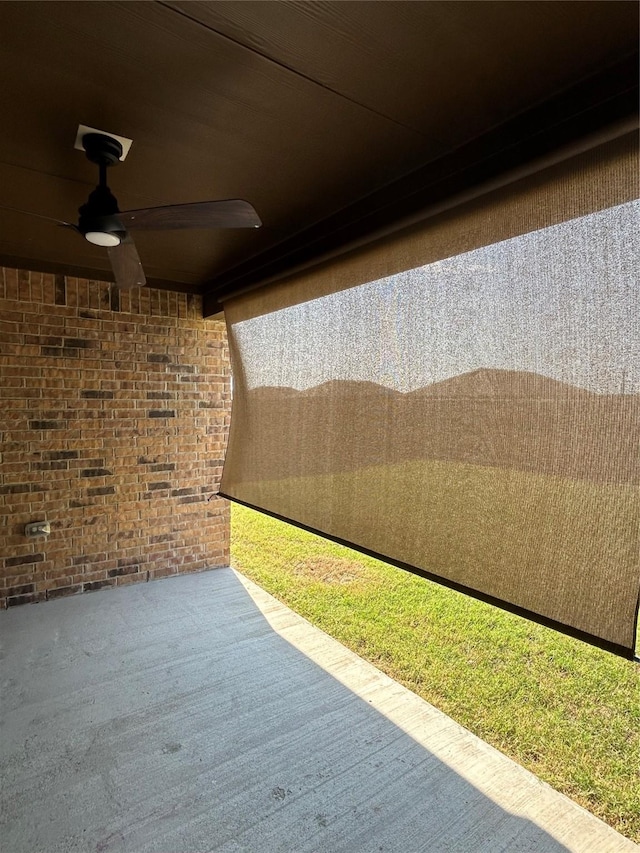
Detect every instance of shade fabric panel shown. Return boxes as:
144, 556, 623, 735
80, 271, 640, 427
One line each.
222, 134, 640, 658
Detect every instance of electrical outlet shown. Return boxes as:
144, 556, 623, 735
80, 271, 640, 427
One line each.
25, 521, 50, 537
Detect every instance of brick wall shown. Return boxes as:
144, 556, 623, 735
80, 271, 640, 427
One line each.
0, 267, 231, 608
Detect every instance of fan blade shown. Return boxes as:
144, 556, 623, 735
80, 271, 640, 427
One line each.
0, 202, 73, 227
107, 235, 146, 289
118, 199, 261, 231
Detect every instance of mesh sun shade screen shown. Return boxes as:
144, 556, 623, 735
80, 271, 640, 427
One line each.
222, 134, 640, 658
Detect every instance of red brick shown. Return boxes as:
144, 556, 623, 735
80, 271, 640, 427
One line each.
0, 265, 230, 610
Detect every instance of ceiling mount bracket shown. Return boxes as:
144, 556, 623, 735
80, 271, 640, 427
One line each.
74, 124, 133, 161
82, 133, 123, 167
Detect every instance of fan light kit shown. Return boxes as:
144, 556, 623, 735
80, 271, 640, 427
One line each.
0, 125, 261, 289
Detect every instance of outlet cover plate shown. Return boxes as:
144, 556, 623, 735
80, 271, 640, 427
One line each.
25, 521, 51, 537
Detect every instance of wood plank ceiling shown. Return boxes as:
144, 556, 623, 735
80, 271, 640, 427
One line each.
0, 1, 637, 315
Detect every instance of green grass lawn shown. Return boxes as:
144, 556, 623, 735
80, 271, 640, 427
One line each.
231, 502, 640, 842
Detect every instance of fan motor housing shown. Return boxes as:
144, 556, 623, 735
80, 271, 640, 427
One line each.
78, 213, 126, 240
78, 183, 125, 240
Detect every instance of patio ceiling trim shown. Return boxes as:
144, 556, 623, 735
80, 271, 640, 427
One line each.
203, 52, 639, 316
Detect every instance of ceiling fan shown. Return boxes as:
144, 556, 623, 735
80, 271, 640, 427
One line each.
1, 131, 262, 289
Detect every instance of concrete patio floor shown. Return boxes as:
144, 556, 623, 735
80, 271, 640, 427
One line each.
0, 567, 635, 853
